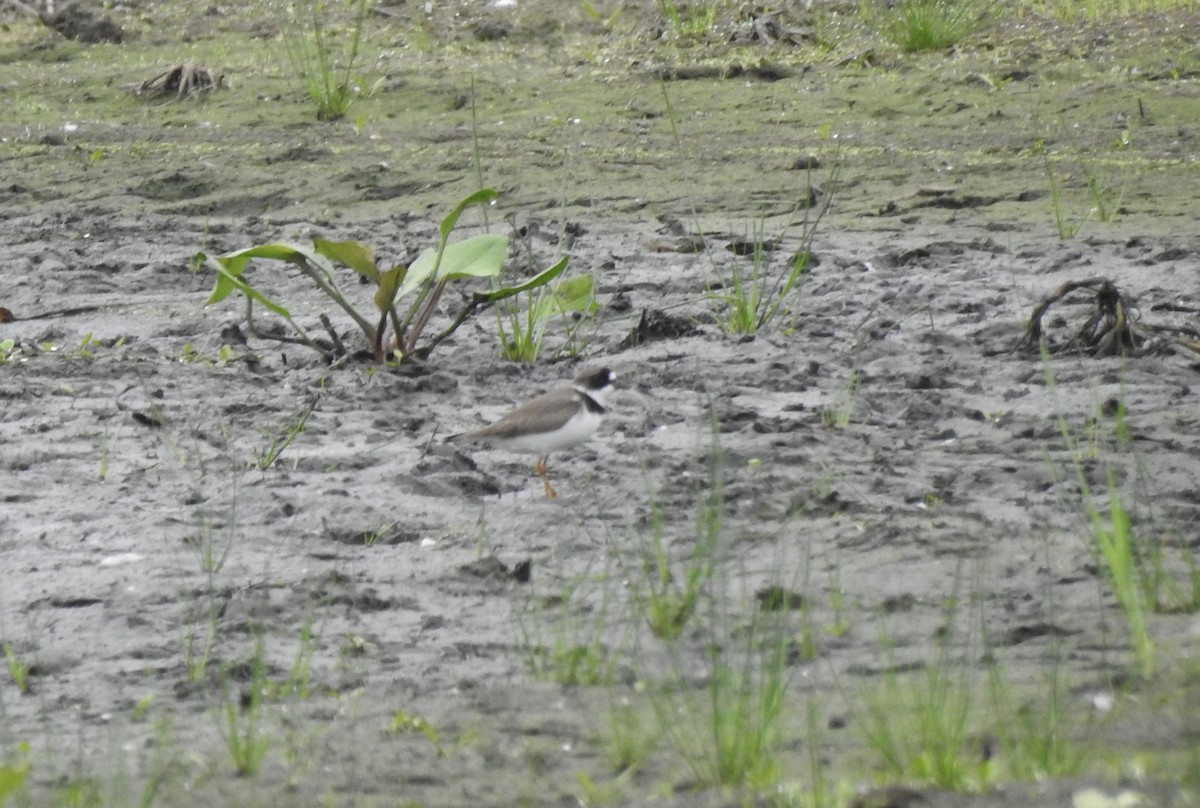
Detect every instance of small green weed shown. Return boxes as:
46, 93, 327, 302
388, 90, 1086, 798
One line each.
985, 657, 1085, 779
0, 338, 22, 364
389, 709, 445, 756
861, 590, 992, 791
1034, 135, 1127, 239
272, 621, 315, 699
658, 0, 720, 36
283, 0, 374, 121
183, 612, 219, 683
581, 1, 624, 30
635, 505, 713, 640
178, 342, 240, 366
641, 426, 793, 789
709, 154, 837, 334
257, 396, 318, 470
1026, 0, 1199, 23
221, 644, 271, 776
3, 643, 30, 694
821, 368, 862, 428
1088, 483, 1154, 678
56, 776, 101, 807
518, 573, 623, 686
711, 223, 814, 335
0, 743, 30, 802
599, 699, 661, 775
1041, 354, 1168, 678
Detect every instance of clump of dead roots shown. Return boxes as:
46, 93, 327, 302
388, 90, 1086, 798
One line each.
136, 65, 224, 99
1016, 276, 1200, 359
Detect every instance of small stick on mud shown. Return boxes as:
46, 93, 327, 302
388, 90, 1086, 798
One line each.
319, 314, 348, 358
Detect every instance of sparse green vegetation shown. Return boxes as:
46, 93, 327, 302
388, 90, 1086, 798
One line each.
861, 586, 1087, 790
658, 0, 720, 36
4, 0, 1199, 805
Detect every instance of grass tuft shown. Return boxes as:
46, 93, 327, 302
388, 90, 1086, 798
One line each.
864, 0, 995, 51
283, 0, 373, 122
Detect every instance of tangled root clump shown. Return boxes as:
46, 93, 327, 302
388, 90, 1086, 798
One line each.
1016, 276, 1200, 359
136, 65, 225, 99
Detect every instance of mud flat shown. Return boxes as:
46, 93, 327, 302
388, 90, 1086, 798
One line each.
2, 2, 1199, 806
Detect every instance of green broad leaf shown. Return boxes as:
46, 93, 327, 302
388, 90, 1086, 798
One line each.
439, 188, 499, 241
314, 239, 379, 282
476, 255, 569, 303
207, 265, 293, 319
550, 274, 597, 313
399, 234, 508, 298
374, 265, 407, 312
395, 251, 440, 300
436, 234, 508, 281
528, 275, 596, 330
198, 252, 250, 306
216, 242, 341, 286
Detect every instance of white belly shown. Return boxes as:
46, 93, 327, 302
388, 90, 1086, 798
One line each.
498, 408, 602, 454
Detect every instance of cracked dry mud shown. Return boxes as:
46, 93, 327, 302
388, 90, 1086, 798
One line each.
2, 2, 1199, 806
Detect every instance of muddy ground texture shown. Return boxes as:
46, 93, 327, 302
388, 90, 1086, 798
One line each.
2, 1, 1200, 806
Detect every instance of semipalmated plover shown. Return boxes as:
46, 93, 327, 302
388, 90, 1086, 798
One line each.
447, 367, 616, 498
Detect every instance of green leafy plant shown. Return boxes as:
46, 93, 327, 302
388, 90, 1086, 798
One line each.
199, 190, 567, 364
496, 274, 597, 362
283, 0, 374, 121
864, 0, 994, 51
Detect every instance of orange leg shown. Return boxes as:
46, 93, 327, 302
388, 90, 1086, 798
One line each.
534, 457, 558, 499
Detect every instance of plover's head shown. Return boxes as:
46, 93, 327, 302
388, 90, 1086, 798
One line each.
574, 367, 616, 408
